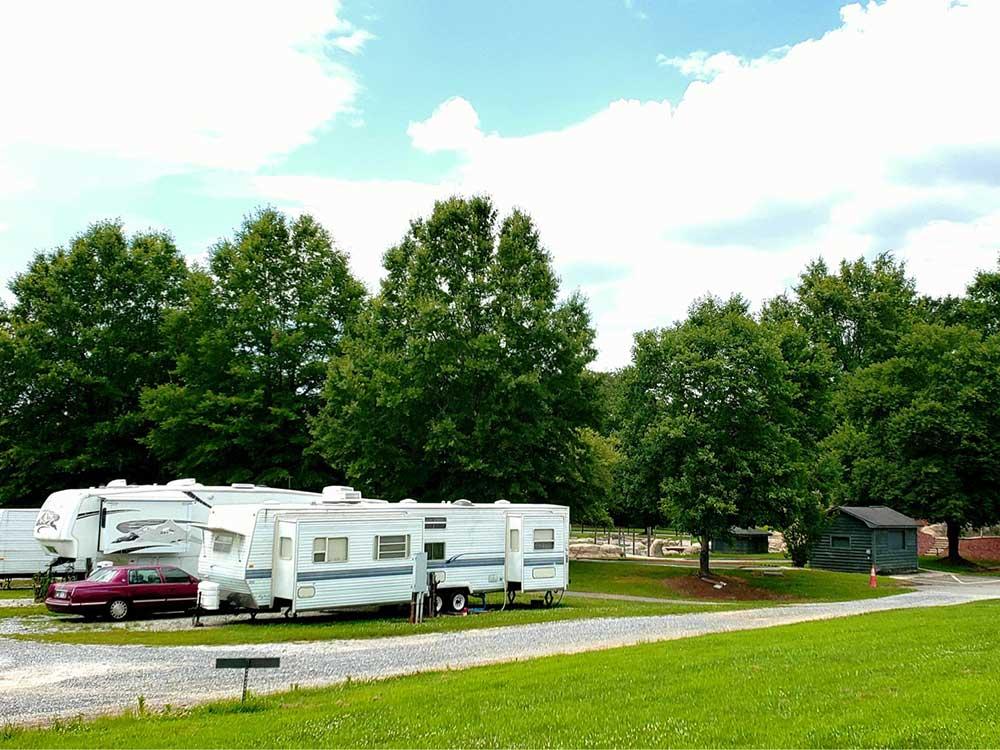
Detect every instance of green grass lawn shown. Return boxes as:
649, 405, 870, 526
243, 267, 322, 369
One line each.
570, 560, 908, 602
919, 556, 1000, 575
13, 594, 725, 647
0, 604, 49, 619
6, 600, 999, 748
0, 588, 33, 599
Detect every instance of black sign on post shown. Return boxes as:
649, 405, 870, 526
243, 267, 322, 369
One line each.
216, 657, 281, 702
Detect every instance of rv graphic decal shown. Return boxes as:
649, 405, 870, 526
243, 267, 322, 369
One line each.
35, 510, 59, 530
111, 519, 194, 547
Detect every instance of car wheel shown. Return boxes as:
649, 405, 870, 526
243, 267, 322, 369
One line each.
449, 591, 468, 612
107, 599, 129, 621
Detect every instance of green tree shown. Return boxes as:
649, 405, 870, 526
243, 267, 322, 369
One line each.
620, 296, 805, 575
0, 222, 187, 503
313, 196, 598, 510
781, 253, 917, 373
141, 208, 365, 489
829, 323, 1000, 561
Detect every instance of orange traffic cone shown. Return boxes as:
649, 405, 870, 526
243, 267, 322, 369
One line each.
869, 564, 877, 588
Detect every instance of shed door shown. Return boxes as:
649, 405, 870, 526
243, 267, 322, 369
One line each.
505, 515, 523, 584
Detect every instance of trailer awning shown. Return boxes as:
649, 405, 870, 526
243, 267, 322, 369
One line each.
189, 524, 245, 537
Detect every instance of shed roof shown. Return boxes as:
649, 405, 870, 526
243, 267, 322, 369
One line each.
839, 506, 920, 528
729, 527, 772, 537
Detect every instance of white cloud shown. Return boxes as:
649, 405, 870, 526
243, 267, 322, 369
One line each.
0, 1, 364, 173
656, 50, 745, 80
251, 0, 1000, 368
332, 29, 376, 55
407, 98, 485, 154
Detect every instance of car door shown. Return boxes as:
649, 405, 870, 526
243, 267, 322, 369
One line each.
160, 566, 198, 610
127, 567, 166, 612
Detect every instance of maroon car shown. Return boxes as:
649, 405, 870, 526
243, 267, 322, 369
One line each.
45, 564, 199, 620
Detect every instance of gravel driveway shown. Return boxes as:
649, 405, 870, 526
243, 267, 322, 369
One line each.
3, 582, 999, 726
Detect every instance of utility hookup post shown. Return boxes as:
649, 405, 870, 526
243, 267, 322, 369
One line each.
216, 657, 280, 702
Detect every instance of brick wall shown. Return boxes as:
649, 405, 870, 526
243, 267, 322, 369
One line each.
919, 529, 1000, 561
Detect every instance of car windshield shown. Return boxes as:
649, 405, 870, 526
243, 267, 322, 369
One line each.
87, 567, 118, 582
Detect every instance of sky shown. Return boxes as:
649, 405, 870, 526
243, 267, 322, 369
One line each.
2, 0, 999, 370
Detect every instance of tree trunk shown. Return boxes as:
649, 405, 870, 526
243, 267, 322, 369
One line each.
946, 518, 963, 562
699, 533, 711, 577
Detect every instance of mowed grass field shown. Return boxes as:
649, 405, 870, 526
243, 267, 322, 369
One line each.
569, 560, 909, 602
918, 556, 1000, 575
5, 600, 999, 748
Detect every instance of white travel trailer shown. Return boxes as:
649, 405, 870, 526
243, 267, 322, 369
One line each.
198, 494, 570, 615
0, 509, 69, 582
33, 479, 325, 575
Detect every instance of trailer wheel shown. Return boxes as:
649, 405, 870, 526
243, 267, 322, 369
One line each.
506, 589, 516, 605
434, 594, 444, 613
543, 590, 554, 607
448, 591, 468, 612
107, 599, 130, 621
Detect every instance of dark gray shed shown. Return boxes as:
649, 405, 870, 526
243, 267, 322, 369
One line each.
810, 506, 919, 574
712, 527, 771, 554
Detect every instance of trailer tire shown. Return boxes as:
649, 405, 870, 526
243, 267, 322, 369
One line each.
434, 594, 444, 614
107, 599, 130, 621
447, 590, 468, 612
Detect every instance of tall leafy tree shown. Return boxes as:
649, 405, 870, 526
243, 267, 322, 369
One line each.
0, 222, 187, 503
313, 196, 598, 509
142, 209, 365, 489
780, 253, 917, 373
828, 323, 1000, 561
620, 296, 806, 575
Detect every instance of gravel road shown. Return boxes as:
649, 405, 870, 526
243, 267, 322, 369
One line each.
3, 581, 999, 726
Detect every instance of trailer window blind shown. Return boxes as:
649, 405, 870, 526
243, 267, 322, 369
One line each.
313, 537, 348, 563
213, 533, 234, 554
424, 542, 446, 561
533, 528, 555, 551
425, 517, 447, 529
376, 534, 409, 560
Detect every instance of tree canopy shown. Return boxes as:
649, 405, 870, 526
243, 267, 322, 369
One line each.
141, 209, 365, 489
0, 221, 187, 501
312, 196, 599, 510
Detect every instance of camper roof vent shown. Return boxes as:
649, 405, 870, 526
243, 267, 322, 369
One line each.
231, 483, 256, 489
494, 499, 511, 505
322, 486, 363, 501
106, 479, 128, 488
454, 498, 474, 507
399, 498, 418, 504
167, 478, 199, 487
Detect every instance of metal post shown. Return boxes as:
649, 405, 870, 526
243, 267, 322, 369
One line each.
242, 666, 249, 702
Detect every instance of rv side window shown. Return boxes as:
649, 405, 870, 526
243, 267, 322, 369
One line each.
533, 528, 555, 551
376, 534, 409, 560
424, 542, 446, 561
213, 533, 234, 554
279, 536, 293, 561
425, 517, 446, 530
313, 537, 348, 563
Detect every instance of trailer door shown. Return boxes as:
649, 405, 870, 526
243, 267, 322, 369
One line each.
505, 514, 523, 585
272, 520, 297, 601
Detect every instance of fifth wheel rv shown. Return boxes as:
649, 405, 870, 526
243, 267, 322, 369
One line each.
33, 479, 330, 575
197, 494, 569, 615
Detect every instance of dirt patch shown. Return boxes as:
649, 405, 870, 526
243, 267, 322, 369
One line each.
662, 572, 792, 601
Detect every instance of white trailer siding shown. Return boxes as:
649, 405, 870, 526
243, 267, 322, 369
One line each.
0, 510, 56, 577
423, 509, 506, 593
522, 512, 569, 591
286, 515, 423, 611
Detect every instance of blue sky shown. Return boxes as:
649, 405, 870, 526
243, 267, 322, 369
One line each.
2, 0, 999, 368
